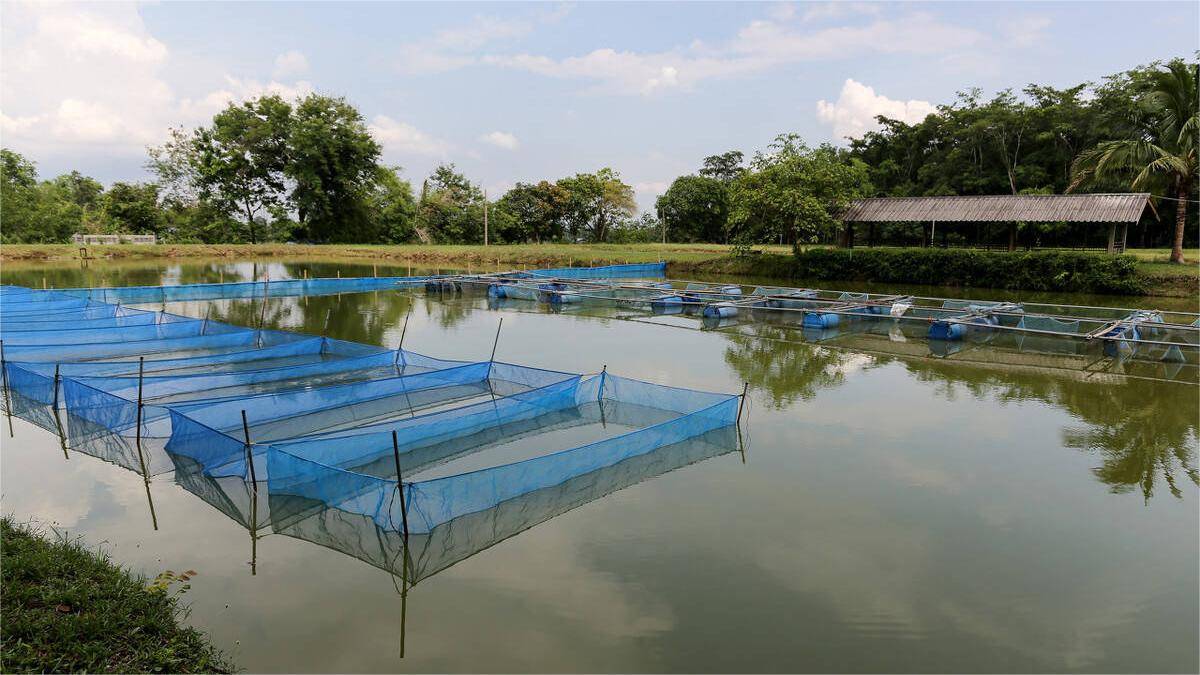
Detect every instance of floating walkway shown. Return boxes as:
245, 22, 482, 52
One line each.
0, 262, 740, 554
425, 271, 1200, 367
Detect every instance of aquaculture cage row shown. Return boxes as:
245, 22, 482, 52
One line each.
424, 272, 1200, 367
0, 266, 740, 582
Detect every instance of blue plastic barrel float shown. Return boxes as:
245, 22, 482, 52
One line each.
702, 302, 739, 319
1101, 324, 1140, 358
545, 289, 584, 304
425, 279, 460, 293
535, 282, 569, 303
802, 312, 840, 329
928, 314, 999, 341
650, 294, 685, 315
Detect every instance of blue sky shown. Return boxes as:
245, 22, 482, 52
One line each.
2, 1, 1195, 211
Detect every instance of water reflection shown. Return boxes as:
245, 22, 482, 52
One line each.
175, 283, 1198, 504
721, 326, 864, 408
1, 261, 1196, 672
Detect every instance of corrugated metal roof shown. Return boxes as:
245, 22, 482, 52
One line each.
841, 194, 1150, 223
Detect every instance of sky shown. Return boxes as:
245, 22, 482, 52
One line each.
1, 1, 1196, 211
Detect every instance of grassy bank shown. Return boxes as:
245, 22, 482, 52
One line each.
0, 518, 233, 673
1, 243, 1194, 297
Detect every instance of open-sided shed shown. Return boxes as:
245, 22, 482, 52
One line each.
840, 193, 1150, 252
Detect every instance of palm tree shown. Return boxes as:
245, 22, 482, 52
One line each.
1069, 60, 1197, 264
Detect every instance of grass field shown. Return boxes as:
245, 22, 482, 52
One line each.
0, 517, 233, 673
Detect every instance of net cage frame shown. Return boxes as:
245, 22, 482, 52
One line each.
431, 271, 1199, 366
0, 262, 742, 542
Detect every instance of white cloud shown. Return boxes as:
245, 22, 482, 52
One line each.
1, 112, 43, 135
273, 49, 309, 78
816, 78, 935, 141
634, 180, 670, 196
369, 115, 449, 156
799, 2, 882, 23
1000, 15, 1052, 48
395, 14, 537, 75
0, 3, 317, 159
479, 130, 519, 150
486, 12, 984, 96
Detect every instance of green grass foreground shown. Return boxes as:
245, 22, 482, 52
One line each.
0, 518, 233, 674
0, 242, 1194, 296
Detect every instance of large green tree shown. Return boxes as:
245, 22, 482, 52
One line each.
656, 175, 729, 243
287, 94, 383, 243
191, 95, 292, 243
369, 166, 417, 243
102, 182, 162, 237
416, 164, 486, 243
497, 181, 570, 243
556, 168, 636, 242
699, 150, 745, 183
1, 149, 41, 242
1069, 59, 1198, 264
728, 135, 872, 249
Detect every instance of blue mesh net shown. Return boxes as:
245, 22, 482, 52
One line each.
1, 277, 740, 538
525, 262, 665, 280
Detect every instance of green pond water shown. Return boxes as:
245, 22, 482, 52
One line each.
1, 259, 1196, 673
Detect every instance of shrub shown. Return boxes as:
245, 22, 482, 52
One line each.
789, 248, 1147, 294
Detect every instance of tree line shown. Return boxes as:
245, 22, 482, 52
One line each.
2, 58, 1194, 261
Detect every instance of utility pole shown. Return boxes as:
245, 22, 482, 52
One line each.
483, 190, 489, 246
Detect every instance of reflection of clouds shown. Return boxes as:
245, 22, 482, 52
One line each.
1, 418, 152, 529
753, 508, 932, 639
448, 523, 677, 639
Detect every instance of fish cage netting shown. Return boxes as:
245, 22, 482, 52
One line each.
0, 317, 239, 346
3, 274, 740, 543
57, 276, 426, 305
266, 373, 738, 534
163, 361, 582, 478
3, 335, 329, 408
269, 426, 738, 584
2, 325, 259, 362
524, 262, 666, 280
1, 308, 165, 332
63, 351, 480, 444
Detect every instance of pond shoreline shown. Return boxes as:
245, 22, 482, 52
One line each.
0, 517, 234, 673
2, 243, 1195, 298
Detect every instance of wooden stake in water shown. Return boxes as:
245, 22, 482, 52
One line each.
241, 409, 259, 486
135, 357, 145, 448
52, 364, 69, 459
258, 282, 270, 330
373, 264, 378, 278
0, 340, 14, 437
736, 382, 749, 425
394, 307, 411, 367
489, 317, 504, 363
133, 356, 158, 531
392, 430, 410, 541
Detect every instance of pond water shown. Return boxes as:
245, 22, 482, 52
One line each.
1, 259, 1197, 673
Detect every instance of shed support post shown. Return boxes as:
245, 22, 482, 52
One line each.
1106, 223, 1116, 253
1008, 223, 1017, 252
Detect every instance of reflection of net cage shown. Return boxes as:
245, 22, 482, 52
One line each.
270, 425, 738, 584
